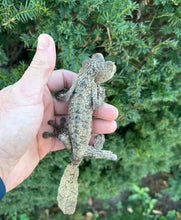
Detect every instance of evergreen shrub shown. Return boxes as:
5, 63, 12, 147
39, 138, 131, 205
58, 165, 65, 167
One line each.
0, 0, 181, 218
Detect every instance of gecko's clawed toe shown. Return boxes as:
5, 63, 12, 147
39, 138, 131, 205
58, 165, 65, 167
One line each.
48, 120, 55, 126
42, 131, 57, 138
42, 132, 50, 139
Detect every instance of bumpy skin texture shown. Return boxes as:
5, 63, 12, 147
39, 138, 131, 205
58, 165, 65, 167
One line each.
43, 53, 117, 214
57, 164, 79, 215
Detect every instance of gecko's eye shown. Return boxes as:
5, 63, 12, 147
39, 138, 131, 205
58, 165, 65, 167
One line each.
92, 53, 105, 61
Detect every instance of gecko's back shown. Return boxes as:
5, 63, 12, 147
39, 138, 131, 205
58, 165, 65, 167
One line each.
67, 52, 116, 166
68, 75, 95, 166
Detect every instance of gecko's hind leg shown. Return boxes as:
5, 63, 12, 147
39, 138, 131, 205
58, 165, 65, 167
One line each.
58, 133, 72, 152
84, 134, 117, 161
58, 133, 117, 161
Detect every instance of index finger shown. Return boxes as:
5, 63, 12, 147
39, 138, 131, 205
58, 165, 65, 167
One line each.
47, 69, 77, 92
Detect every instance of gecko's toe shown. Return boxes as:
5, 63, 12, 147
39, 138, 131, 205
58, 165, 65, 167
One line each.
42, 132, 50, 139
48, 120, 55, 126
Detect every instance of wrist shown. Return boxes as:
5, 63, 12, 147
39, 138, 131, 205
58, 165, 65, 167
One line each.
0, 168, 6, 190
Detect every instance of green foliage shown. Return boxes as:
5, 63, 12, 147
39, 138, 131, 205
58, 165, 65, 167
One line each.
0, 0, 48, 29
163, 165, 181, 201
106, 185, 157, 220
0, 0, 181, 218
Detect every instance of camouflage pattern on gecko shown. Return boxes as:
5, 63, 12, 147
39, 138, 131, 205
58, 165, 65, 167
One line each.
43, 53, 117, 215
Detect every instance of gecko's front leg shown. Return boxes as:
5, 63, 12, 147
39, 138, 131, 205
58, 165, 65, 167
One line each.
92, 84, 105, 110
55, 77, 80, 102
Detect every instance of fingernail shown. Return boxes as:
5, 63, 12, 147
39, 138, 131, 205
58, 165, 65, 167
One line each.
37, 34, 49, 49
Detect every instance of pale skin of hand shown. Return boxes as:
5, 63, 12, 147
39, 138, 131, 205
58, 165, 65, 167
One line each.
0, 34, 118, 192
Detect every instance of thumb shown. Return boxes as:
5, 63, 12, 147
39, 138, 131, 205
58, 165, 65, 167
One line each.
16, 34, 56, 104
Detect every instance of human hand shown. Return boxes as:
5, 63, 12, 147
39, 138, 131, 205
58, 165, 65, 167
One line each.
0, 34, 118, 192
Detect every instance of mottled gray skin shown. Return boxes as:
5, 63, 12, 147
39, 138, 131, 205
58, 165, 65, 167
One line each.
66, 77, 93, 166
56, 53, 117, 167
43, 53, 117, 214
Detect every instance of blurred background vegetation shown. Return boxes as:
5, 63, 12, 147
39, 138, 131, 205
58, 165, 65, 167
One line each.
0, 0, 181, 219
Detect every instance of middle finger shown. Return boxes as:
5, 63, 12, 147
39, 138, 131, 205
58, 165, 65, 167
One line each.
54, 98, 118, 121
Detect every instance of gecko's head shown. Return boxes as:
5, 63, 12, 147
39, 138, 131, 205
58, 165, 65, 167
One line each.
80, 53, 116, 83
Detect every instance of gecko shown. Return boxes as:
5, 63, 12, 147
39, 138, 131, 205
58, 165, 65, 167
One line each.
43, 53, 117, 214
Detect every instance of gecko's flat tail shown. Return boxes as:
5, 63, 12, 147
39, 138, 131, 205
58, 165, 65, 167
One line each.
57, 164, 79, 215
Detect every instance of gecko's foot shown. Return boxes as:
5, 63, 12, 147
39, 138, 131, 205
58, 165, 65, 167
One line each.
55, 90, 68, 101
42, 117, 68, 139
94, 134, 105, 150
